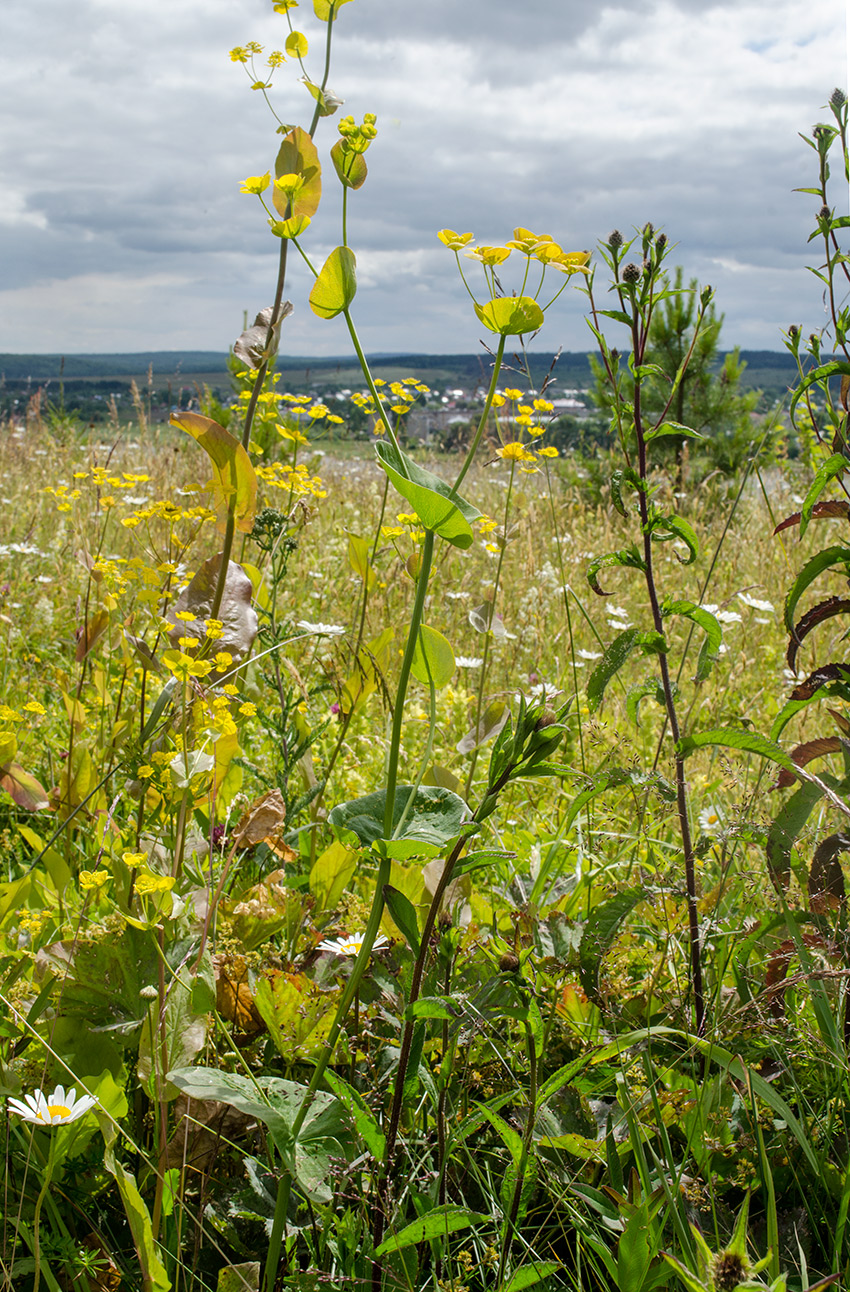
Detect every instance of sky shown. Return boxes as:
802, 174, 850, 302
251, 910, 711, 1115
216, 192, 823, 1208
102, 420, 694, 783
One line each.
1, 0, 847, 358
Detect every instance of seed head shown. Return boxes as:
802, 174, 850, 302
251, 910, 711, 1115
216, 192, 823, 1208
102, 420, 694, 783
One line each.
712, 1251, 748, 1292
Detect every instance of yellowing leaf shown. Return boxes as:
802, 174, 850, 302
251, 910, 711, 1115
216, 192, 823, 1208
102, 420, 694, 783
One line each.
312, 0, 354, 20
310, 839, 357, 911
309, 246, 357, 319
411, 625, 456, 689
330, 138, 367, 190
273, 126, 322, 221
170, 411, 258, 535
0, 732, 16, 765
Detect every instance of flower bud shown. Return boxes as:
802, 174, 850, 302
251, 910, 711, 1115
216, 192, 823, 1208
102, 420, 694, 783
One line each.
655, 232, 667, 251
499, 951, 520, 973
818, 204, 831, 221
607, 229, 623, 249
830, 88, 846, 109
621, 262, 641, 284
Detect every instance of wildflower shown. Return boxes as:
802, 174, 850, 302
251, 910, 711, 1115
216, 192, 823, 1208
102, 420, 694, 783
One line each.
698, 806, 723, 836
79, 870, 110, 891
23, 701, 46, 715
8, 1085, 97, 1126
737, 592, 775, 614
497, 442, 537, 463
297, 620, 346, 636
238, 702, 258, 717
465, 245, 512, 266
455, 656, 484, 668
319, 932, 389, 956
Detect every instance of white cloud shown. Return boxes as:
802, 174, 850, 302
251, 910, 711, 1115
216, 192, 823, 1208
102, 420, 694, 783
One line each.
0, 0, 845, 353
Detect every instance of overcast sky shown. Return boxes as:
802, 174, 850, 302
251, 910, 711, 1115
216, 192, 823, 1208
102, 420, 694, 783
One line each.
1, 0, 846, 357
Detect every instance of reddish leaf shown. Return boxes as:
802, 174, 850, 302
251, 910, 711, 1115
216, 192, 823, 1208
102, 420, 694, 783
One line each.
775, 736, 843, 789
788, 596, 850, 670
809, 832, 849, 912
790, 663, 850, 701
774, 500, 850, 534
765, 933, 832, 1019
75, 608, 110, 663
0, 762, 50, 811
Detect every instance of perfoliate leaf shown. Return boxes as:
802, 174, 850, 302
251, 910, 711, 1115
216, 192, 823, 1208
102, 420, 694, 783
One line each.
474, 296, 544, 336
330, 138, 368, 189
374, 441, 481, 548
410, 625, 456, 689
273, 127, 322, 221
309, 246, 357, 319
170, 411, 258, 534
312, 0, 354, 21
285, 30, 308, 57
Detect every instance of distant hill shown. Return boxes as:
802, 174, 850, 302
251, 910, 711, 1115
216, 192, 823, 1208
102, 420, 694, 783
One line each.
0, 349, 801, 422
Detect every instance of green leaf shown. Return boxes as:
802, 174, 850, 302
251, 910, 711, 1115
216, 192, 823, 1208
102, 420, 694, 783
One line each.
347, 532, 376, 588
649, 514, 699, 564
253, 972, 340, 1063
170, 412, 258, 535
579, 887, 645, 1003
103, 1149, 170, 1292
374, 1204, 488, 1255
404, 996, 459, 1021
677, 728, 800, 775
217, 1264, 260, 1292
411, 625, 456, 689
766, 781, 823, 891
499, 1262, 562, 1292
645, 419, 704, 442
586, 545, 645, 595
328, 784, 470, 856
310, 840, 358, 911
790, 359, 850, 424
587, 629, 665, 711
273, 127, 321, 221
799, 452, 849, 538
473, 296, 544, 336
138, 977, 207, 1099
323, 1070, 386, 1159
383, 883, 421, 954
309, 246, 357, 319
618, 1208, 652, 1292
783, 544, 850, 634
662, 599, 722, 684
374, 441, 481, 548
331, 138, 368, 189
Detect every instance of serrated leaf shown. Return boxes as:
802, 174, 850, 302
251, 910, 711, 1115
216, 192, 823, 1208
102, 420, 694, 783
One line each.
787, 596, 850, 672
799, 452, 850, 537
783, 545, 850, 634
309, 245, 357, 319
662, 599, 721, 683
767, 781, 824, 891
375, 441, 481, 548
587, 629, 638, 712
586, 545, 645, 595
579, 887, 645, 1002
649, 513, 699, 564
374, 1204, 487, 1255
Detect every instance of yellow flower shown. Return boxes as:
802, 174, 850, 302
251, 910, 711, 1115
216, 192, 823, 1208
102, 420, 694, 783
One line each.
23, 702, 45, 715
533, 398, 554, 413
137, 765, 154, 778
503, 388, 523, 400
79, 870, 110, 891
240, 173, 271, 195
496, 442, 537, 462
505, 227, 554, 253
437, 229, 474, 250
174, 610, 196, 622
465, 245, 511, 266
238, 702, 258, 717
537, 445, 559, 458
135, 872, 176, 896
122, 852, 147, 868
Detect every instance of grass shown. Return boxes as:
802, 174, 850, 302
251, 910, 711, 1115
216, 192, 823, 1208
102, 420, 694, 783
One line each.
0, 403, 844, 1292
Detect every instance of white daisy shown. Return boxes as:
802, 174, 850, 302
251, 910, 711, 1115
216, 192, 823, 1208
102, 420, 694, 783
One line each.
8, 1085, 97, 1126
318, 932, 389, 957
455, 656, 484, 668
698, 806, 723, 837
296, 620, 346, 637
738, 593, 775, 614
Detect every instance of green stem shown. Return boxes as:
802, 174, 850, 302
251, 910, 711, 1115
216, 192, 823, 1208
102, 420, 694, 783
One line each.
32, 1129, 58, 1292
383, 530, 435, 836
452, 334, 506, 494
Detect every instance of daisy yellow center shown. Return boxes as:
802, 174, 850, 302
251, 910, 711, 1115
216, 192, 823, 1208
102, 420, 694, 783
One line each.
46, 1103, 71, 1119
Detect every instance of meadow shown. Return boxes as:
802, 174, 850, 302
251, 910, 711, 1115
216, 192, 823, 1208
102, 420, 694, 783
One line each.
3, 3, 850, 1291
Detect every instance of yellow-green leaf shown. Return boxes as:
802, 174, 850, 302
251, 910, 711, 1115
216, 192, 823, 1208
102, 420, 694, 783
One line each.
312, 0, 354, 20
411, 626, 456, 689
474, 295, 544, 336
285, 30, 308, 57
330, 138, 367, 190
309, 246, 357, 319
310, 840, 357, 911
170, 411, 258, 535
273, 126, 322, 221
0, 732, 16, 765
